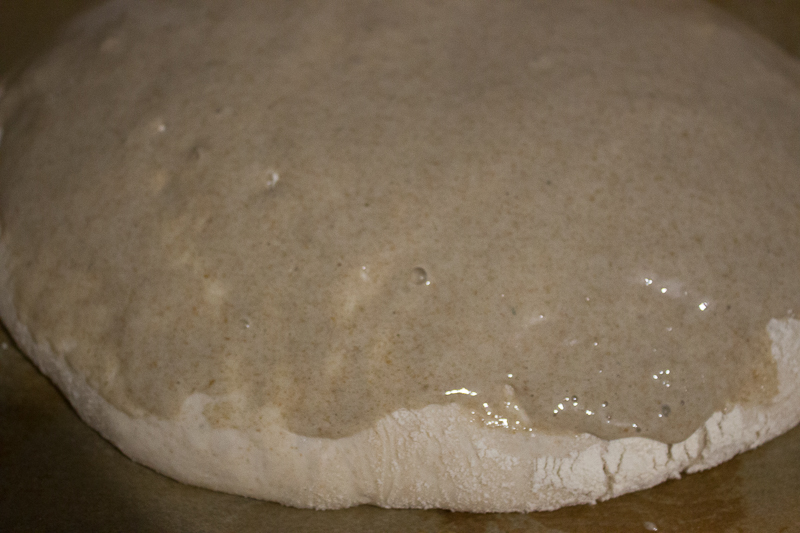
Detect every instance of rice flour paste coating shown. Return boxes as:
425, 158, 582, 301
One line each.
0, 0, 799, 511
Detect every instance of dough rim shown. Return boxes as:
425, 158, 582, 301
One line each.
2, 247, 798, 512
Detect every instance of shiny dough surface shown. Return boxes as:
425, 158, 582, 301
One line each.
0, 0, 799, 511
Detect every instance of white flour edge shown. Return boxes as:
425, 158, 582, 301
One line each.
1, 260, 798, 511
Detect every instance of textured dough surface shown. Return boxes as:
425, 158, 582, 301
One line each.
1, 0, 800, 512
2, 281, 799, 510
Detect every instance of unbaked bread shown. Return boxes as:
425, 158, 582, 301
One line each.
0, 0, 799, 511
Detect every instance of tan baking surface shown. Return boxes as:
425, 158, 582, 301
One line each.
1, 1, 799, 531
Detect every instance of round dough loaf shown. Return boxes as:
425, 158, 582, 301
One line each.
1, 0, 799, 512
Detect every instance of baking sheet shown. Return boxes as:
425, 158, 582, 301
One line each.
1, 1, 799, 531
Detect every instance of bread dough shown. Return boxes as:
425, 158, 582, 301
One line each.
0, 0, 799, 511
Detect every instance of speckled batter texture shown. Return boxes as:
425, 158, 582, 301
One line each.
0, 0, 799, 512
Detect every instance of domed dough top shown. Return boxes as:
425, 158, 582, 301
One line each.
0, 0, 799, 511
